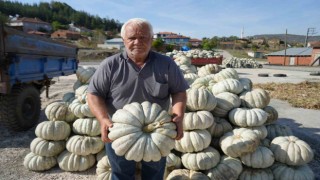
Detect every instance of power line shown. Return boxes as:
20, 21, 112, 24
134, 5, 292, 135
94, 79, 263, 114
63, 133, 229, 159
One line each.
304, 27, 317, 47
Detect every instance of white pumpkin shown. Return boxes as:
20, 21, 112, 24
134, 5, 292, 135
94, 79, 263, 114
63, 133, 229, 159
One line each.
220, 128, 260, 158
69, 99, 94, 118
211, 79, 244, 95
181, 146, 220, 171
228, 108, 268, 127
198, 64, 221, 77
66, 135, 104, 156
175, 129, 211, 153
45, 101, 76, 122
184, 73, 199, 85
246, 125, 268, 140
240, 146, 275, 168
214, 68, 239, 82
211, 92, 241, 117
75, 84, 89, 104
240, 88, 270, 109
72, 118, 101, 136
30, 137, 65, 157
108, 101, 177, 162
96, 156, 112, 180
58, 150, 96, 172
191, 77, 216, 90
270, 136, 314, 166
186, 88, 217, 111
239, 78, 252, 92
24, 152, 57, 171
35, 121, 71, 141
206, 155, 243, 180
183, 111, 214, 130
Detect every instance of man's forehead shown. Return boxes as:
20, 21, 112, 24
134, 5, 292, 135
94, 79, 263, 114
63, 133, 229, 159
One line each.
126, 23, 150, 34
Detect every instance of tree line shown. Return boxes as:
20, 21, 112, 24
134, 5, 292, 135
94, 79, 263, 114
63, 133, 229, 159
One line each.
0, 1, 122, 32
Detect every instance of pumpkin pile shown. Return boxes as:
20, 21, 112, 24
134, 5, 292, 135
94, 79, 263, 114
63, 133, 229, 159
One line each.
23, 55, 315, 180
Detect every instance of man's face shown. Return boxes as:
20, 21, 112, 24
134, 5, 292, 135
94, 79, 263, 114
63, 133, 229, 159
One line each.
123, 23, 152, 60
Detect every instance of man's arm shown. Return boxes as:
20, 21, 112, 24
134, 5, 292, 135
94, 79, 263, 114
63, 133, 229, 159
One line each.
171, 91, 187, 140
87, 93, 113, 142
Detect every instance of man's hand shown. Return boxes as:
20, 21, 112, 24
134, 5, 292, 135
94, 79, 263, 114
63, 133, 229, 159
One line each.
172, 115, 184, 140
100, 118, 113, 142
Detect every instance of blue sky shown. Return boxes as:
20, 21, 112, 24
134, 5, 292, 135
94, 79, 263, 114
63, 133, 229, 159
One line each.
13, 0, 320, 39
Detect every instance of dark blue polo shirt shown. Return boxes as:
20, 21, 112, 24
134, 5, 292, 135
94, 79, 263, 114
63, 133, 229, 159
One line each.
87, 51, 189, 115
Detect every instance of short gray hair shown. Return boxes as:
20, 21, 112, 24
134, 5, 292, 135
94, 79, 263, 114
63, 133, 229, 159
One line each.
121, 18, 154, 38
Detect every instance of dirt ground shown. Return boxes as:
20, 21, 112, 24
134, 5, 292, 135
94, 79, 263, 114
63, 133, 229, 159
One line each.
0, 65, 319, 180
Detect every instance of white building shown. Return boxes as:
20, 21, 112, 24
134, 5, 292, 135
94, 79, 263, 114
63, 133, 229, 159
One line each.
97, 38, 124, 50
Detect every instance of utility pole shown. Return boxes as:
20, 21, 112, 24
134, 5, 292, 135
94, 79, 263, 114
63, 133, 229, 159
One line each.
304, 27, 317, 47
284, 29, 287, 66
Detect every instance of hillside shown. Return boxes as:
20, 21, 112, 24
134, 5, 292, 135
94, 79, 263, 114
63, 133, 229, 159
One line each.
251, 34, 320, 44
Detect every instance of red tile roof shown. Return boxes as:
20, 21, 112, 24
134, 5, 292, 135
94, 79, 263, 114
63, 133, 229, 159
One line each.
163, 35, 190, 39
14, 17, 50, 24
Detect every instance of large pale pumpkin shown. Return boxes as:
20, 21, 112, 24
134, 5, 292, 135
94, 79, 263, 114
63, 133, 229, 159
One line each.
35, 121, 71, 141
45, 101, 76, 122
166, 169, 209, 180
240, 146, 275, 168
240, 88, 270, 109
75, 84, 89, 104
66, 135, 104, 156
179, 64, 197, 74
183, 111, 214, 130
186, 88, 217, 111
175, 55, 191, 66
270, 136, 314, 166
72, 118, 101, 136
58, 150, 96, 172
24, 152, 57, 171
207, 117, 233, 138
108, 101, 177, 162
220, 128, 260, 158
69, 99, 94, 118
211, 92, 241, 117
96, 156, 112, 180
271, 163, 314, 180
213, 68, 239, 82
175, 129, 211, 153
30, 137, 65, 157
239, 167, 274, 180
211, 78, 244, 95
182, 146, 220, 171
228, 108, 268, 127
206, 155, 243, 180
166, 153, 181, 170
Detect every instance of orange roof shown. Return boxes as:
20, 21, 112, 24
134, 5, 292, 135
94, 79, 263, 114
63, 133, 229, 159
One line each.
189, 38, 202, 42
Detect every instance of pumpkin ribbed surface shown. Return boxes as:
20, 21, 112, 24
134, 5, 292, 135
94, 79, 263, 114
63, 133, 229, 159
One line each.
175, 129, 211, 153
211, 78, 244, 95
45, 101, 76, 122
228, 108, 268, 127
239, 167, 274, 180
35, 121, 71, 141
271, 163, 314, 180
167, 169, 209, 180
66, 135, 104, 156
24, 152, 57, 171
72, 118, 101, 136
57, 150, 96, 172
206, 155, 243, 180
211, 92, 241, 117
96, 156, 112, 180
186, 88, 217, 111
240, 146, 275, 168
108, 101, 176, 162
183, 111, 214, 130
30, 137, 65, 157
240, 88, 270, 109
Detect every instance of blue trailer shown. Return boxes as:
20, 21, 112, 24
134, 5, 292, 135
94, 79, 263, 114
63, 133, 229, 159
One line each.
0, 25, 78, 131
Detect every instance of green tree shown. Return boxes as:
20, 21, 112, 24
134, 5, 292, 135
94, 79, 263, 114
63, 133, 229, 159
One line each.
165, 44, 174, 52
152, 38, 164, 52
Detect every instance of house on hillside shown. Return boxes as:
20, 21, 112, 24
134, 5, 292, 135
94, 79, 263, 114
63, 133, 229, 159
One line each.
8, 16, 52, 33
153, 32, 177, 39
162, 34, 190, 46
68, 22, 92, 33
97, 38, 124, 50
51, 30, 81, 40
266, 47, 320, 66
251, 38, 265, 45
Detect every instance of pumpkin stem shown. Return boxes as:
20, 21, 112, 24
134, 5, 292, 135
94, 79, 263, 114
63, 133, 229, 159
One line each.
143, 122, 164, 133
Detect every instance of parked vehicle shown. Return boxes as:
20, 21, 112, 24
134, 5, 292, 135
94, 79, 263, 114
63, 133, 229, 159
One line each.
191, 55, 223, 66
0, 25, 78, 131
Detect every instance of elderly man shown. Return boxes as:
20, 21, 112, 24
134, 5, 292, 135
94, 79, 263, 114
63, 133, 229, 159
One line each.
87, 18, 189, 179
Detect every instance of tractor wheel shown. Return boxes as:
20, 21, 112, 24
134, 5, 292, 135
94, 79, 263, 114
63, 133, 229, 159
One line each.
0, 85, 40, 131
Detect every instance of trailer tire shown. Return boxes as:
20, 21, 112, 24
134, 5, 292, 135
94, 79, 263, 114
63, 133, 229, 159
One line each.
0, 85, 40, 131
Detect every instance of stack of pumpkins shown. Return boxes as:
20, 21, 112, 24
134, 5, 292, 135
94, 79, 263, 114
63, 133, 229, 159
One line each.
24, 66, 107, 173
165, 55, 315, 180
23, 55, 315, 180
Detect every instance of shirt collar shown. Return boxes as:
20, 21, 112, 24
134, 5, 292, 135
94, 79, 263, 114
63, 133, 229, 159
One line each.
121, 50, 154, 64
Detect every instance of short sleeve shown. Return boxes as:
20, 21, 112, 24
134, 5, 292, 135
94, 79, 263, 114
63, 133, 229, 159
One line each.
167, 60, 189, 94
87, 60, 111, 99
